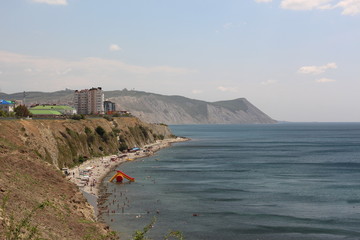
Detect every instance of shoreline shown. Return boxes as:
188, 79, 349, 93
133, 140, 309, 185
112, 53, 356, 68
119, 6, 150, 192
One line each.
67, 137, 189, 214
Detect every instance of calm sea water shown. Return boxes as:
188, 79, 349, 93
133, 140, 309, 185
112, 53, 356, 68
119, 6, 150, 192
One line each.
100, 123, 360, 240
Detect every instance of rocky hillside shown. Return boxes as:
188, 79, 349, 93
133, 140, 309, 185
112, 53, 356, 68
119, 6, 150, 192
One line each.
107, 91, 276, 124
0, 117, 173, 239
0, 89, 277, 124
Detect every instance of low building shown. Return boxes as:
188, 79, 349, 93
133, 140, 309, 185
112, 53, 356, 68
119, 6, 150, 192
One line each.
0, 100, 15, 113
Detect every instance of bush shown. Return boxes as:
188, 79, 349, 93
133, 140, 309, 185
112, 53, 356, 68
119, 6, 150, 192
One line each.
84, 126, 92, 135
112, 128, 121, 134
14, 105, 31, 118
95, 126, 105, 137
118, 143, 128, 152
103, 115, 113, 121
71, 114, 85, 120
78, 155, 85, 163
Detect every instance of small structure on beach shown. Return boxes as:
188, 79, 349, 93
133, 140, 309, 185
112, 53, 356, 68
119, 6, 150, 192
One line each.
109, 171, 135, 183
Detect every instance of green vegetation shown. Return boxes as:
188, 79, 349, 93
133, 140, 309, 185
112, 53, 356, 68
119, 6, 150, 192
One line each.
118, 142, 128, 152
71, 114, 85, 120
131, 217, 184, 240
95, 126, 106, 137
0, 110, 15, 118
1, 195, 120, 240
1, 195, 51, 240
152, 133, 164, 140
83, 230, 118, 240
85, 126, 92, 135
103, 115, 113, 121
164, 231, 185, 240
132, 217, 156, 240
14, 105, 31, 118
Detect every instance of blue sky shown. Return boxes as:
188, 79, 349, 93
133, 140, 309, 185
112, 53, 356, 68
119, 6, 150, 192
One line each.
1, 0, 359, 122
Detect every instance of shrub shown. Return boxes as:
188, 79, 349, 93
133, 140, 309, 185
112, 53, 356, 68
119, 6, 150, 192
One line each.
71, 114, 85, 120
112, 128, 121, 134
118, 143, 128, 152
95, 126, 105, 137
103, 115, 113, 121
14, 105, 31, 118
78, 155, 85, 164
84, 126, 92, 135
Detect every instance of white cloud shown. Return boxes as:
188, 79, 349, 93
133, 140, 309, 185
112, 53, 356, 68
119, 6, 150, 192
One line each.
261, 79, 278, 85
31, 0, 68, 5
217, 86, 238, 92
192, 89, 203, 94
336, 0, 360, 15
316, 77, 336, 83
0, 51, 193, 75
279, 0, 360, 15
223, 22, 233, 29
298, 62, 337, 74
109, 44, 122, 52
0, 51, 197, 92
56, 68, 72, 75
281, 0, 333, 10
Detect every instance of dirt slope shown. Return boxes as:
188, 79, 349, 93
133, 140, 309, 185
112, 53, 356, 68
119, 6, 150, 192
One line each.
0, 117, 172, 239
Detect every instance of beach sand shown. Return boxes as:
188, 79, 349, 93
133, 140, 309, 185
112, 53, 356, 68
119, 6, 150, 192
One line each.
67, 137, 189, 198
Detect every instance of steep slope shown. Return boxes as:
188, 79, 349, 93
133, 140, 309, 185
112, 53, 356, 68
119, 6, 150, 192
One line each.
0, 117, 173, 239
107, 91, 276, 124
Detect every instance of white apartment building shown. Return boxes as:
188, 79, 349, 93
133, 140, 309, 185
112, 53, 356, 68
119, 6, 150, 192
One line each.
74, 87, 104, 114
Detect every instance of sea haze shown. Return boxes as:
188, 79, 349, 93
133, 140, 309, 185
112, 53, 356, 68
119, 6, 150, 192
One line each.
100, 123, 360, 240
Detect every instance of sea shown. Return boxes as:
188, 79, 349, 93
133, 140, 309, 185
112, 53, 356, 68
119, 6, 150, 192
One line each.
99, 123, 360, 240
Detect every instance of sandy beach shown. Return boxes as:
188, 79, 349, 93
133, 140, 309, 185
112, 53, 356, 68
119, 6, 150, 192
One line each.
67, 137, 189, 198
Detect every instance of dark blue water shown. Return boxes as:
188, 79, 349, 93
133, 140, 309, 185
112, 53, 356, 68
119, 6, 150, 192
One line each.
100, 123, 360, 240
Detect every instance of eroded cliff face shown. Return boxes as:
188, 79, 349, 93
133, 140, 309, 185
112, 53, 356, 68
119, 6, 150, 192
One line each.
109, 94, 277, 124
0, 117, 172, 239
2, 117, 172, 169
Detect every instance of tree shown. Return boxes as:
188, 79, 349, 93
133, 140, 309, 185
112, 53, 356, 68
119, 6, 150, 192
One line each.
14, 105, 31, 118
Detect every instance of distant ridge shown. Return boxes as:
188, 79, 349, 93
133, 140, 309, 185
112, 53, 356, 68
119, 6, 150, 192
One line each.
0, 89, 277, 124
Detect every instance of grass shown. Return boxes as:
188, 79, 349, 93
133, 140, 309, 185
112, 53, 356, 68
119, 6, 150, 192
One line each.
1, 194, 51, 240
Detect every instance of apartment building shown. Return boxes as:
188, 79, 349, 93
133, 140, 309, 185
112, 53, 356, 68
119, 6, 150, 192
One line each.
104, 100, 116, 114
74, 87, 104, 114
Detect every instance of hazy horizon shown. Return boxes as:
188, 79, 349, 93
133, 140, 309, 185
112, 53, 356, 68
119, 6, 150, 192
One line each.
1, 0, 360, 122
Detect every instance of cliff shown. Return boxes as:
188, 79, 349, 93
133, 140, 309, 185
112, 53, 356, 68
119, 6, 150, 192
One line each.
105, 90, 276, 124
109, 92, 276, 124
0, 117, 172, 239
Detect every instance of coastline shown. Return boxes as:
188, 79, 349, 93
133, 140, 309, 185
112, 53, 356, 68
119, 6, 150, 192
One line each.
67, 137, 189, 213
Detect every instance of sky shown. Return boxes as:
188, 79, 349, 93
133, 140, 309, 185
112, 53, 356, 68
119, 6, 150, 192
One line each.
1, 0, 360, 122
